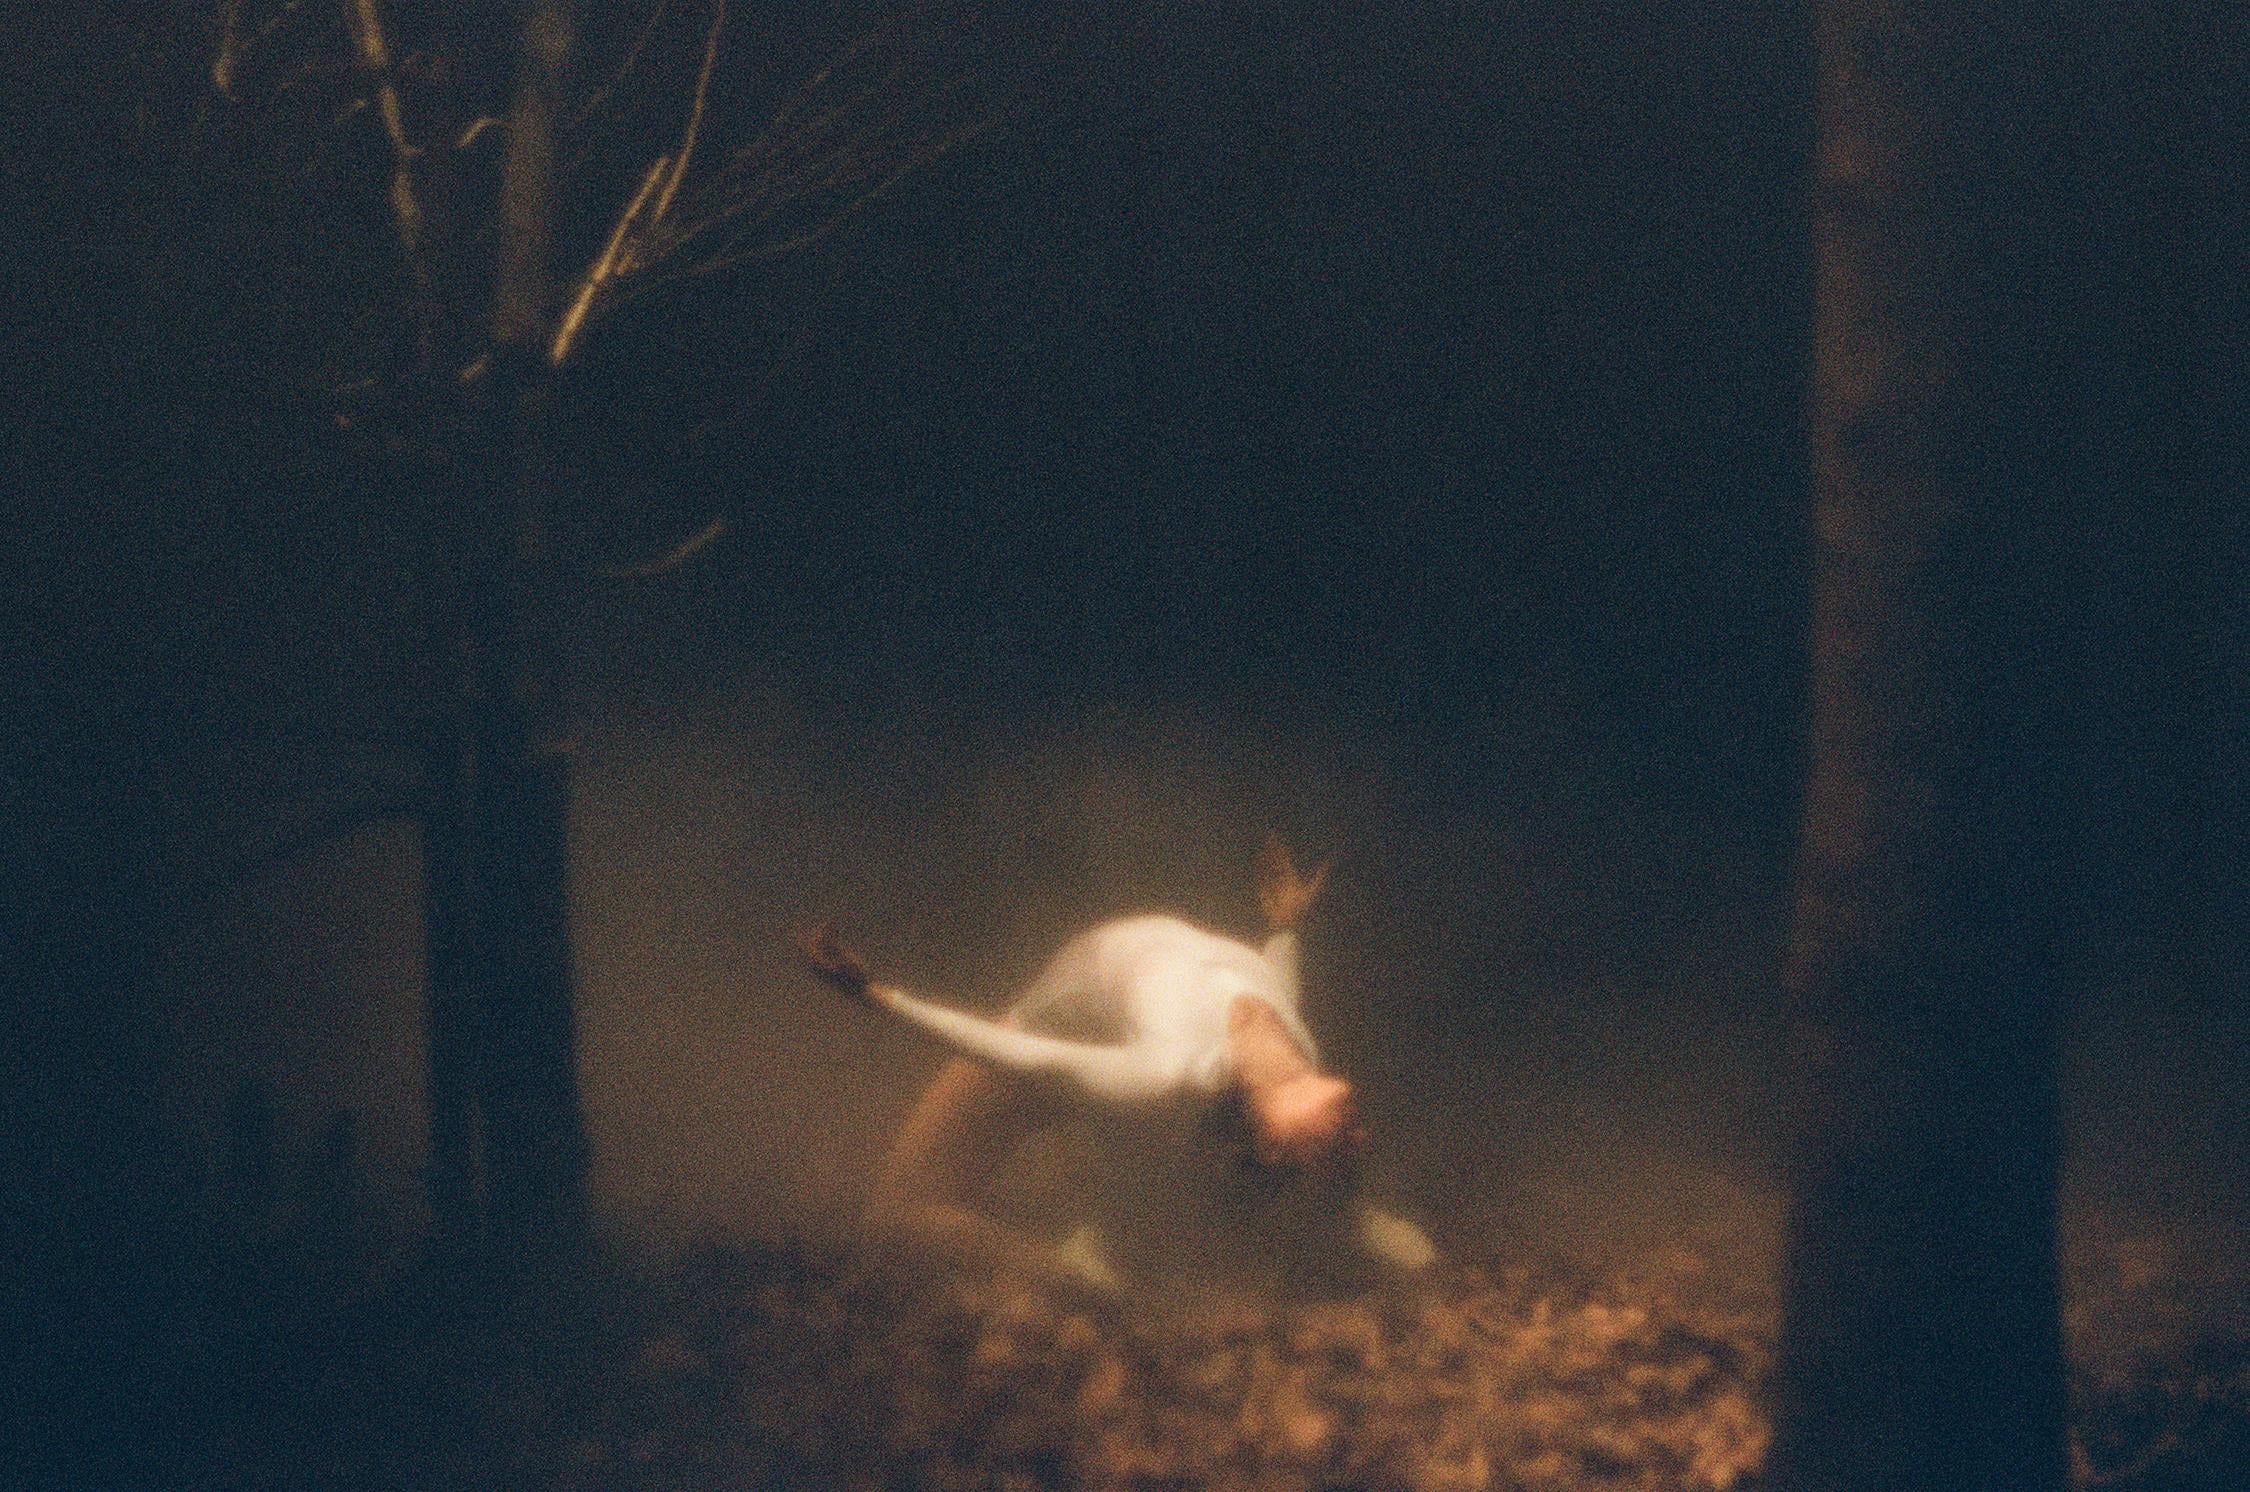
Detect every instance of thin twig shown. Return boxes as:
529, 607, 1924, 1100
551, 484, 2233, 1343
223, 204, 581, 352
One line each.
593, 5, 995, 310
339, 0, 439, 367
677, 104, 985, 281
256, 0, 309, 46
550, 152, 672, 366
212, 0, 245, 95
598, 515, 730, 579
346, 1, 417, 157
567, 0, 675, 127
685, 135, 931, 266
630, 0, 725, 269
209, 0, 315, 97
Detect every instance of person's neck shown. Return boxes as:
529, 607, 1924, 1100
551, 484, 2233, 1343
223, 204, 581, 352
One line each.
1227, 994, 1317, 1097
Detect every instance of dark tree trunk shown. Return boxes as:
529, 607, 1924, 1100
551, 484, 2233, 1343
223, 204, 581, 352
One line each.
383, 0, 590, 1260
365, 3, 495, 1259
419, 695, 484, 1253
1768, 4, 2089, 1489
468, 0, 592, 1255
469, 668, 590, 1252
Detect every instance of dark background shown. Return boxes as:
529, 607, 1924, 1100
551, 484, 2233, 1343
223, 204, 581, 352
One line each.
4, 0, 2242, 1347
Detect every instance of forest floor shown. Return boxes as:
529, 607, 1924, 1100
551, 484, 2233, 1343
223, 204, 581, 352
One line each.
91, 1235, 2250, 1492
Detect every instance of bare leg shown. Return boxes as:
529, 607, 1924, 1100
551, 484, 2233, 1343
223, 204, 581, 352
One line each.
865, 1057, 1117, 1294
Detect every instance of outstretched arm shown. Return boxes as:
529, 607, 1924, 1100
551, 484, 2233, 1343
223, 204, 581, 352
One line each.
797, 924, 1183, 1103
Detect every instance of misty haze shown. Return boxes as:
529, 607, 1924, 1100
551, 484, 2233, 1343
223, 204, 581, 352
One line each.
8, 2, 2241, 1489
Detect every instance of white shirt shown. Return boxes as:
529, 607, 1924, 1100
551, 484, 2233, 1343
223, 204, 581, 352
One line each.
1004, 914, 1319, 1100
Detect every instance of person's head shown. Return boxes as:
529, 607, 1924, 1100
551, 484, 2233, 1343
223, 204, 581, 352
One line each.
1222, 992, 1365, 1177
1243, 1070, 1365, 1173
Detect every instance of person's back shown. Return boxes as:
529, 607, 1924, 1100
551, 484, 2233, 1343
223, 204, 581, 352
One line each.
1005, 913, 1319, 1094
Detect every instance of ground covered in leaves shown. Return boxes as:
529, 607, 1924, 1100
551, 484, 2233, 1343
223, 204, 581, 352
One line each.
576, 1251, 1771, 1492
136, 1240, 2244, 1492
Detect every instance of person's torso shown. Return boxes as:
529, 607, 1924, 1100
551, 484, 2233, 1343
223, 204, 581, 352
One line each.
1003, 914, 1316, 1091
989, 915, 1353, 1291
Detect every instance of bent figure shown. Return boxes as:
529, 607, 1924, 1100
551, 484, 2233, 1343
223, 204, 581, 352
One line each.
799, 840, 1437, 1295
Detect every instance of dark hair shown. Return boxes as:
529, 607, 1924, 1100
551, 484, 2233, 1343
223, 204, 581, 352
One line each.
1200, 1080, 1258, 1160
1200, 1078, 1366, 1189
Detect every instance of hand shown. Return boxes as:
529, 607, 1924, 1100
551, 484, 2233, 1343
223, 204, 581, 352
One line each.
1257, 836, 1332, 932
795, 921, 876, 1005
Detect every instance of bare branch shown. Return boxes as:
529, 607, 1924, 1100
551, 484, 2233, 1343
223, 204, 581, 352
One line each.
339, 0, 440, 369
211, 0, 316, 99
677, 164, 922, 275
545, 0, 723, 361
260, 1, 311, 44
550, 152, 672, 367
615, 10, 994, 290
662, 107, 984, 285
597, 515, 730, 580
636, 0, 726, 250
568, 0, 675, 127
212, 0, 246, 96
344, 0, 420, 172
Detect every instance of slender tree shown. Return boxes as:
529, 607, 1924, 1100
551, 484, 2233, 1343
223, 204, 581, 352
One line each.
1768, 3, 2091, 1488
168, 0, 1002, 1256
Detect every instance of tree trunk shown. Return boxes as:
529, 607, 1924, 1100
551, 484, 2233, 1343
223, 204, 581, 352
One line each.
419, 688, 484, 1254
1768, 4, 2087, 1489
469, 0, 592, 1255
365, 2, 495, 1258
469, 661, 589, 1252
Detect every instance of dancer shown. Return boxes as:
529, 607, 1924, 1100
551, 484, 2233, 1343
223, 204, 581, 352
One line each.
799, 839, 1435, 1294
